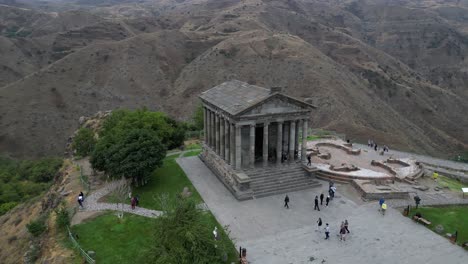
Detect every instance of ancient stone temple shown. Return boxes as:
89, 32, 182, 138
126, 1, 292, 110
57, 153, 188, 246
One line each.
199, 80, 321, 200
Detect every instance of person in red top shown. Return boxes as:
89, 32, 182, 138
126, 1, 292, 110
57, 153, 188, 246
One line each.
131, 196, 136, 209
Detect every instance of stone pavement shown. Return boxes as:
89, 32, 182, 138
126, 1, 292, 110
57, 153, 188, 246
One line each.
178, 156, 467, 264
80, 180, 163, 218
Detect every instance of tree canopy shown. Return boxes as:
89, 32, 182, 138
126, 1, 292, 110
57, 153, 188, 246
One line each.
71, 127, 96, 157
91, 129, 166, 186
145, 198, 228, 264
100, 109, 185, 150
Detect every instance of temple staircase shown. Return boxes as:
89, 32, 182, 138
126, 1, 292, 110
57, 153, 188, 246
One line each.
245, 163, 322, 198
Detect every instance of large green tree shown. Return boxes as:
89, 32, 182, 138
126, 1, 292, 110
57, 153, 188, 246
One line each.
145, 198, 227, 264
90, 129, 166, 186
71, 127, 96, 157
100, 109, 186, 150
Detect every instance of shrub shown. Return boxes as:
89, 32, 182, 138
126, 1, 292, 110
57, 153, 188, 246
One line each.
54, 206, 70, 230
27, 216, 47, 237
72, 128, 96, 157
0, 202, 18, 216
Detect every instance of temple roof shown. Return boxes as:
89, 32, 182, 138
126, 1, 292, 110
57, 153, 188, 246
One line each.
199, 80, 272, 115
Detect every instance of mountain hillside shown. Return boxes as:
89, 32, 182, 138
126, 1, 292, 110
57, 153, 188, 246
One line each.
0, 0, 467, 158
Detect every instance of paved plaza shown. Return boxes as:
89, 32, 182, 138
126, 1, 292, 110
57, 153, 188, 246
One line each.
178, 156, 467, 264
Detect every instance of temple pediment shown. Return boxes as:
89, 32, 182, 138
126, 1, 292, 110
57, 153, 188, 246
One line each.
238, 95, 307, 117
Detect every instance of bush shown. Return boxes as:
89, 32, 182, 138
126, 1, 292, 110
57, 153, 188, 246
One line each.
72, 128, 96, 157
0, 202, 18, 216
54, 206, 70, 230
27, 216, 47, 237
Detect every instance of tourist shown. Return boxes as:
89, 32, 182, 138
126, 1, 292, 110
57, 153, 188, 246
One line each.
328, 188, 333, 200
320, 193, 324, 205
135, 195, 140, 206
307, 154, 312, 166
414, 195, 421, 209
326, 195, 330, 206
344, 219, 350, 233
340, 225, 347, 241
374, 144, 378, 151
314, 195, 320, 211
330, 186, 336, 199
324, 223, 330, 239
77, 193, 84, 208
79, 191, 84, 202
379, 197, 385, 209
131, 196, 136, 209
381, 202, 387, 215
284, 195, 290, 209
317, 217, 322, 232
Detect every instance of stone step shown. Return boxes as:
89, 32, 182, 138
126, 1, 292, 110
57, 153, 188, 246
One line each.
248, 171, 306, 180
252, 177, 320, 192
315, 172, 351, 184
253, 181, 322, 198
251, 176, 316, 189
250, 174, 310, 185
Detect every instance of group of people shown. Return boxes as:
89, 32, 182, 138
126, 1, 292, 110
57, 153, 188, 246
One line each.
368, 139, 389, 153
316, 218, 350, 241
284, 185, 336, 210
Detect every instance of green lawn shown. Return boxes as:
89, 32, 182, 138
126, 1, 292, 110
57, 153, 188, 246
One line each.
436, 175, 465, 192
71, 213, 153, 264
410, 206, 468, 247
71, 211, 238, 264
307, 135, 322, 141
183, 149, 202, 157
133, 155, 203, 210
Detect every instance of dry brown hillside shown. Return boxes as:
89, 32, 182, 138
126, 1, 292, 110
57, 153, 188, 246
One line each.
0, 0, 467, 159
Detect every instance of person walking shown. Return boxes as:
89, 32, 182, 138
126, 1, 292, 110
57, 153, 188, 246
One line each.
314, 196, 320, 211
77, 193, 84, 208
320, 193, 324, 205
381, 202, 387, 215
317, 217, 322, 232
79, 191, 84, 201
284, 195, 290, 209
414, 195, 421, 209
324, 223, 330, 240
326, 195, 330, 206
374, 144, 378, 151
307, 154, 312, 166
379, 197, 385, 209
131, 196, 136, 209
330, 186, 336, 199
344, 219, 350, 233
135, 195, 140, 207
340, 225, 347, 241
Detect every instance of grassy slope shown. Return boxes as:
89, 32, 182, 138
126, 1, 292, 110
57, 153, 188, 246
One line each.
410, 206, 468, 246
72, 211, 238, 263
134, 153, 203, 210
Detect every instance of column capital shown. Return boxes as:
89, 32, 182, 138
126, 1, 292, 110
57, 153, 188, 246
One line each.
250, 123, 256, 128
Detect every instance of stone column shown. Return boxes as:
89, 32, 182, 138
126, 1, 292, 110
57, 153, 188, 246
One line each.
301, 119, 308, 161
208, 110, 212, 147
277, 121, 283, 164
215, 113, 220, 154
289, 120, 296, 161
263, 122, 269, 165
235, 124, 242, 170
295, 120, 299, 158
249, 124, 255, 168
212, 111, 216, 148
230, 123, 235, 166
203, 107, 207, 144
225, 119, 230, 163
220, 117, 225, 159
210, 110, 214, 148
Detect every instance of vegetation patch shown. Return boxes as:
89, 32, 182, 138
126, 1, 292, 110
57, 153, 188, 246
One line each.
437, 175, 464, 192
0, 156, 63, 216
409, 206, 468, 247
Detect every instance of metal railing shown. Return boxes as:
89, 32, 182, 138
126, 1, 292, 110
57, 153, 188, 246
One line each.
67, 226, 96, 264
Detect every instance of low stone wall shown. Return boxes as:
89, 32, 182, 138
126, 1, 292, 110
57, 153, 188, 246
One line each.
371, 160, 397, 175
351, 180, 409, 200
387, 158, 410, 167
199, 144, 253, 200
315, 142, 361, 155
